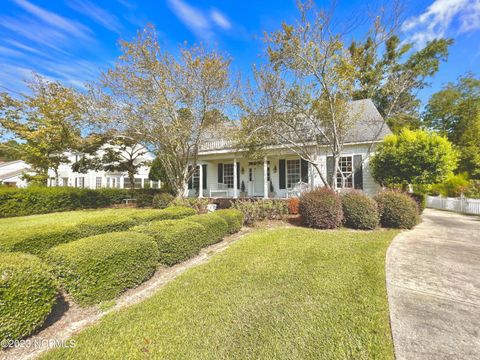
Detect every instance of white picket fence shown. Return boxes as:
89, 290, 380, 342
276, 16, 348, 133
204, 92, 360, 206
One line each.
426, 195, 480, 215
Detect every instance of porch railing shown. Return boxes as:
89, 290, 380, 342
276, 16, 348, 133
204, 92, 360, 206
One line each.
199, 139, 234, 151
426, 195, 480, 215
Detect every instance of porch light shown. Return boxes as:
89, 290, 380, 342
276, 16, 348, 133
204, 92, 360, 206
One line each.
241, 167, 245, 174
273, 165, 277, 173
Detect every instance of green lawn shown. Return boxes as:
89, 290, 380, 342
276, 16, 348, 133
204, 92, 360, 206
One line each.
42, 227, 397, 360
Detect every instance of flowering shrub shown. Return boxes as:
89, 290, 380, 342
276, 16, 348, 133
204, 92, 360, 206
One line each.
288, 197, 300, 215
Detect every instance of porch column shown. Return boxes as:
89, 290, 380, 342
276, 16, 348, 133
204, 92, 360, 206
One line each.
198, 164, 203, 198
263, 156, 268, 199
233, 158, 238, 198
119, 176, 124, 189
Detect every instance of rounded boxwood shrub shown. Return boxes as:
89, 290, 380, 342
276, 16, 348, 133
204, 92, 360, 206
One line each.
0, 253, 58, 344
374, 191, 419, 229
153, 193, 174, 209
131, 220, 208, 266
410, 192, 426, 213
214, 209, 244, 233
44, 232, 159, 306
187, 213, 229, 245
299, 187, 343, 229
341, 191, 379, 230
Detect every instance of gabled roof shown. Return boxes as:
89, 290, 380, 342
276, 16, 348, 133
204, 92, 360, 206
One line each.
199, 99, 391, 152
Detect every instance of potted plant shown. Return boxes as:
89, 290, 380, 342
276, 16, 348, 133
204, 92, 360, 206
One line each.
240, 180, 247, 197
268, 180, 276, 198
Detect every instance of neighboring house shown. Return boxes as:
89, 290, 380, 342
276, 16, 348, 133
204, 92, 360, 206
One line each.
187, 99, 391, 199
47, 150, 157, 190
0, 160, 31, 188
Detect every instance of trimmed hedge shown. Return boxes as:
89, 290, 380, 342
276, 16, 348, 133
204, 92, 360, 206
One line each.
0, 186, 165, 218
341, 191, 379, 230
214, 209, 244, 233
375, 191, 419, 229
131, 220, 208, 266
232, 199, 288, 225
187, 213, 229, 245
0, 206, 196, 255
44, 232, 158, 306
299, 187, 343, 229
0, 253, 58, 344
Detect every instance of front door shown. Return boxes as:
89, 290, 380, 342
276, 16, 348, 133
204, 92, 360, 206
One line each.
248, 165, 265, 197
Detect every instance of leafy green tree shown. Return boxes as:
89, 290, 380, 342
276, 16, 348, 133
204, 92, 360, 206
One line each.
349, 33, 453, 132
90, 25, 234, 197
371, 129, 458, 187
0, 140, 23, 161
0, 75, 82, 184
423, 73, 480, 178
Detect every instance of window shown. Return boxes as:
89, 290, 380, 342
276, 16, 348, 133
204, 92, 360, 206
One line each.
336, 156, 353, 189
151, 180, 158, 189
95, 177, 102, 189
75, 177, 84, 188
223, 164, 234, 188
286, 159, 301, 188
135, 177, 143, 188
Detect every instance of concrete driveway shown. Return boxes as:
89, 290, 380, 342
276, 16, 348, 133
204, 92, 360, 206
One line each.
386, 208, 480, 360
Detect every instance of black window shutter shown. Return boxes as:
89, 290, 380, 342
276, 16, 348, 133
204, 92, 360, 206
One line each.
187, 165, 193, 189
236, 162, 240, 189
217, 163, 223, 184
326, 156, 334, 187
354, 155, 363, 190
279, 159, 286, 189
301, 159, 309, 183
202, 164, 207, 190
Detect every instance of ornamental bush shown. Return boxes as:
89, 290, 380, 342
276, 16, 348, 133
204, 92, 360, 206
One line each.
231, 200, 288, 225
0, 253, 58, 344
214, 209, 244, 233
131, 220, 208, 266
0, 206, 195, 255
341, 191, 379, 230
44, 232, 158, 306
288, 197, 300, 215
299, 187, 343, 229
187, 213, 229, 245
374, 191, 419, 229
169, 197, 211, 214
409, 192, 426, 213
152, 193, 174, 209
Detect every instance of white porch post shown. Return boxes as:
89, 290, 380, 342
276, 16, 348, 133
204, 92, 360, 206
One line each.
233, 158, 238, 198
263, 156, 268, 199
198, 164, 203, 198
119, 176, 124, 189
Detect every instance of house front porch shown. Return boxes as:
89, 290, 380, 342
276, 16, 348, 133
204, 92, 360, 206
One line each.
187, 154, 313, 199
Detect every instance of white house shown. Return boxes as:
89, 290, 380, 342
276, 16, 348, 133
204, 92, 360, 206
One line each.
47, 150, 157, 189
186, 99, 391, 199
0, 160, 31, 188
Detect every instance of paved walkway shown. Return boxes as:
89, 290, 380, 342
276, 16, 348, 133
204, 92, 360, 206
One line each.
386, 209, 480, 360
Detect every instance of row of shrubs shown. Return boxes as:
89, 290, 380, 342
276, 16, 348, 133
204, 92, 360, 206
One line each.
0, 206, 196, 255
0, 208, 244, 345
299, 188, 421, 230
0, 186, 166, 218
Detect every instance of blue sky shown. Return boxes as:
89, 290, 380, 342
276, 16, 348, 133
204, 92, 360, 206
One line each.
0, 0, 479, 105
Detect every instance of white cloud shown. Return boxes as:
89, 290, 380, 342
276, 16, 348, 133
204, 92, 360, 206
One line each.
210, 9, 231, 30
12, 0, 93, 41
167, 0, 232, 40
67, 0, 124, 33
402, 0, 480, 47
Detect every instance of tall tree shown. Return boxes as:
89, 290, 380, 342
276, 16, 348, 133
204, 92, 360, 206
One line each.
423, 73, 480, 178
349, 29, 453, 132
0, 75, 82, 184
0, 140, 23, 162
91, 25, 234, 196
